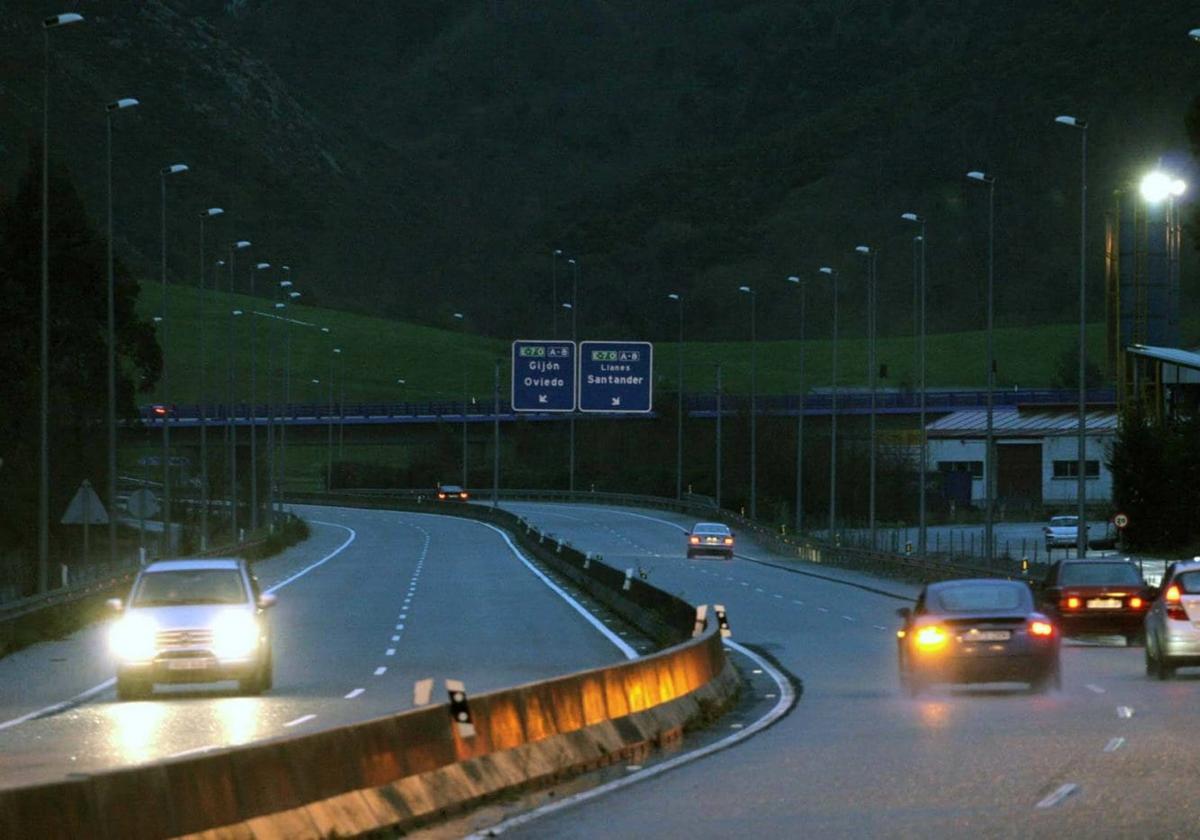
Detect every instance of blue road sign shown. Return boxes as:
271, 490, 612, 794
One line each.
579, 341, 653, 413
511, 340, 576, 412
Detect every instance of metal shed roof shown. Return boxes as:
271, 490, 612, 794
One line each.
927, 408, 1117, 437
1125, 345, 1200, 372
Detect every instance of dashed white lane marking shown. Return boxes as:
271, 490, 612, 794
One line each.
873, 625, 888, 631
740, 582, 750, 587
344, 688, 365, 699
817, 607, 829, 613
1035, 783, 1078, 809
842, 616, 856, 622
284, 714, 316, 728
385, 648, 396, 656
395, 624, 405, 630
374, 666, 387, 676
391, 635, 400, 642
1117, 706, 1134, 719
470, 638, 794, 838
1103, 737, 1125, 753
754, 587, 765, 593
168, 744, 216, 759
793, 600, 804, 605
1086, 684, 1106, 694
773, 594, 783, 599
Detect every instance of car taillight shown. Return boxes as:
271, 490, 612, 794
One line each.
914, 626, 948, 649
1128, 596, 1144, 609
723, 537, 734, 545
1028, 620, 1055, 637
1062, 596, 1081, 610
689, 536, 700, 544
1165, 585, 1187, 620
438, 492, 446, 499
460, 492, 468, 499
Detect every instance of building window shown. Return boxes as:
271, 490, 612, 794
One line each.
1052, 460, 1100, 479
938, 460, 983, 478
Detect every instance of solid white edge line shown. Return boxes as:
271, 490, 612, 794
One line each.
475, 521, 639, 660
168, 744, 217, 759
0, 518, 356, 732
283, 714, 316, 728
1035, 782, 1078, 809
345, 688, 365, 699
467, 639, 794, 837
1103, 737, 1125, 753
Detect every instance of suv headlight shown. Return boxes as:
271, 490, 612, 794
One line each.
211, 612, 260, 659
109, 614, 158, 661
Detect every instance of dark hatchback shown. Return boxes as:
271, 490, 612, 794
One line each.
897, 579, 1060, 696
1039, 559, 1152, 645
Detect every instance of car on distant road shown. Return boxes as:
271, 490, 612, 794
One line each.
1039, 559, 1151, 645
437, 484, 469, 501
107, 557, 275, 700
1144, 560, 1200, 679
896, 578, 1060, 696
1044, 515, 1088, 552
687, 522, 735, 559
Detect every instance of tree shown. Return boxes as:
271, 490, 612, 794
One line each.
1050, 342, 1105, 390
0, 144, 161, 557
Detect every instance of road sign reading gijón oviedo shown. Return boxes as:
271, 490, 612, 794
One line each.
511, 340, 576, 412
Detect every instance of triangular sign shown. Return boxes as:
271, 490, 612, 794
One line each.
60, 479, 109, 525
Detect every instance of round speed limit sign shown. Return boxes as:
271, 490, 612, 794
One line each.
1113, 513, 1129, 529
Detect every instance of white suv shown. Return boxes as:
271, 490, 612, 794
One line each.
107, 558, 275, 700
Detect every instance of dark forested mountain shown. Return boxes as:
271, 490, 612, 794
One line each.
2, 1, 1196, 341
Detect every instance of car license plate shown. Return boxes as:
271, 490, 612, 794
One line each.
966, 630, 1011, 641
167, 658, 213, 671
1087, 598, 1121, 609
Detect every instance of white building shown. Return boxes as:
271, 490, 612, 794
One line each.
926, 408, 1116, 509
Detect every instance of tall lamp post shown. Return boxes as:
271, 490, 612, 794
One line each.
715, 363, 723, 509
106, 96, 139, 564
966, 171, 997, 561
249, 261, 270, 530
41, 11, 85, 589
277, 272, 294, 514
568, 257, 579, 493
226, 240, 250, 539
326, 345, 340, 490
855, 245, 879, 548
819, 267, 838, 540
1055, 115, 1088, 559
196, 209, 223, 550
901, 213, 928, 555
552, 249, 562, 339
786, 275, 807, 534
453, 312, 467, 487
159, 163, 188, 551
738, 286, 757, 519
667, 293, 684, 500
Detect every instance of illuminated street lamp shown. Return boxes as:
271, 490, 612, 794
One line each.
900, 213, 927, 555
454, 312, 468, 487
552, 249, 563, 338
568, 258, 579, 493
738, 285, 757, 519
818, 267, 839, 539
40, 10, 85, 590
248, 261, 270, 530
226, 240, 251, 540
855, 245, 879, 548
105, 96, 139, 564
1055, 114, 1088, 558
196, 210, 223, 550
668, 293, 684, 500
158, 163, 188, 550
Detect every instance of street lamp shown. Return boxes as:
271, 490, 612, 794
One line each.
568, 258, 579, 493
1055, 114, 1088, 559
786, 275, 806, 534
453, 312, 468, 487
855, 245, 879, 549
327, 345, 340, 490
901, 212, 928, 555
248, 261, 270, 530
966, 171, 997, 561
738, 285, 757, 519
105, 96, 139, 564
1190, 28, 1200, 41
226, 240, 250, 540
552, 249, 562, 338
819, 267, 839, 540
196, 208, 223, 550
157, 164, 188, 552
41, 11, 85, 590
667, 293, 684, 500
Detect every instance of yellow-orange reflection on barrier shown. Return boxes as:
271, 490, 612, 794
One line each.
580, 677, 607, 726
108, 699, 166, 765
918, 701, 950, 730
216, 697, 259, 746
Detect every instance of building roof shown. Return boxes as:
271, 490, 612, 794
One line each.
1126, 345, 1200, 372
927, 408, 1117, 437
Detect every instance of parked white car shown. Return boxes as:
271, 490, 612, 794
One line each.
1044, 516, 1088, 551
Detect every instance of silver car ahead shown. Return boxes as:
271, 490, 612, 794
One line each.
1145, 560, 1200, 680
107, 557, 275, 700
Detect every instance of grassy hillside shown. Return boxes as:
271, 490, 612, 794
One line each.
139, 281, 1134, 404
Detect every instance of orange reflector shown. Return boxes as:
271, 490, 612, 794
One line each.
1029, 621, 1054, 637
1129, 597, 1144, 609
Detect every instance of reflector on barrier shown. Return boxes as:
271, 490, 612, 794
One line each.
446, 679, 476, 738
714, 604, 731, 638
623, 568, 634, 591
693, 604, 708, 638
413, 677, 434, 707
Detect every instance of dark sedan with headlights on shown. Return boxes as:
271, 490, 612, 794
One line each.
686, 522, 735, 559
897, 579, 1060, 697
1039, 559, 1152, 645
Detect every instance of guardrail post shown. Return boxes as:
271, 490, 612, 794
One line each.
447, 679, 476, 738
623, 568, 633, 591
